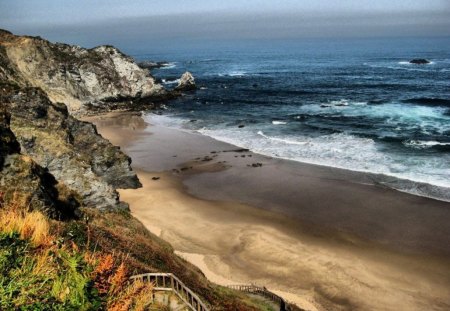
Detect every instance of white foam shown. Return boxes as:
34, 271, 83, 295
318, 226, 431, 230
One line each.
365, 63, 432, 72
159, 62, 176, 69
272, 121, 287, 125
398, 61, 435, 65
162, 78, 180, 85
146, 113, 450, 190
219, 70, 246, 77
330, 99, 349, 106
257, 131, 307, 145
404, 140, 450, 149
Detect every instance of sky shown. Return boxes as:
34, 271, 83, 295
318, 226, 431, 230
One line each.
1, 0, 449, 52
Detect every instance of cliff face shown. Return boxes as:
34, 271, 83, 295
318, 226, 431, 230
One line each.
0, 82, 140, 211
0, 29, 195, 211
0, 29, 165, 114
0, 106, 77, 218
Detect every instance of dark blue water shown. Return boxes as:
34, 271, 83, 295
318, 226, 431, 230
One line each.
132, 37, 450, 198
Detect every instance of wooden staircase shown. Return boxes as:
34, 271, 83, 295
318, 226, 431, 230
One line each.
130, 273, 209, 311
130, 273, 302, 311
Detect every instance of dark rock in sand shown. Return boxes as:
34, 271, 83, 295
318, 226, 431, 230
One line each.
409, 58, 430, 64
224, 148, 250, 153
251, 163, 263, 167
152, 177, 160, 180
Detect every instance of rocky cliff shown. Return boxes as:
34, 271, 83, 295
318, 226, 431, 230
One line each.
0, 82, 140, 211
0, 29, 167, 114
0, 29, 197, 212
0, 105, 78, 218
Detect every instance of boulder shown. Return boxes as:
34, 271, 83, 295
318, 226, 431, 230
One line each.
176, 71, 196, 91
409, 59, 430, 64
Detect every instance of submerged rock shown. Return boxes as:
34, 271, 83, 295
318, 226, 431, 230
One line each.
175, 71, 196, 91
409, 58, 430, 64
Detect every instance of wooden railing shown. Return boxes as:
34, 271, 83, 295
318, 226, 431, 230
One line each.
130, 273, 209, 311
227, 284, 295, 311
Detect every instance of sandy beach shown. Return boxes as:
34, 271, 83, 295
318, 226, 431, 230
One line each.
86, 112, 450, 311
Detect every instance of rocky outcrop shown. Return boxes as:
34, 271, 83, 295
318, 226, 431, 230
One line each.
137, 60, 171, 70
0, 106, 78, 218
0, 82, 140, 211
0, 29, 196, 212
175, 71, 196, 91
409, 58, 430, 64
0, 103, 20, 166
0, 29, 166, 114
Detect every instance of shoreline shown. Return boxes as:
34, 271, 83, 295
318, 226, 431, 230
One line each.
149, 114, 450, 203
87, 111, 450, 311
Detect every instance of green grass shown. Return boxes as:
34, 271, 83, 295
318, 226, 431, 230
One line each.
0, 231, 101, 311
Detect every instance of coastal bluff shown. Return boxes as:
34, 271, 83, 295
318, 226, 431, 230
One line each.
0, 29, 195, 211
0, 29, 168, 114
0, 82, 141, 211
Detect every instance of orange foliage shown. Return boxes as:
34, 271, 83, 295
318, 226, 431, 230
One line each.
107, 279, 153, 311
92, 253, 130, 297
110, 262, 128, 295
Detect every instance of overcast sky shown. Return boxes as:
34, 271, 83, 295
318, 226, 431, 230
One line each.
1, 0, 449, 51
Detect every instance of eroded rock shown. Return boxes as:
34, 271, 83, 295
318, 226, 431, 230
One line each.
0, 30, 166, 114
176, 71, 196, 91
1, 83, 140, 211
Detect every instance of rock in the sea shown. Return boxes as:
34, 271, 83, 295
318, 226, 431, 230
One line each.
175, 71, 196, 91
137, 61, 170, 70
409, 58, 430, 64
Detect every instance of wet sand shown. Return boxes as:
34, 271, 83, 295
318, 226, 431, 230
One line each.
88, 112, 450, 311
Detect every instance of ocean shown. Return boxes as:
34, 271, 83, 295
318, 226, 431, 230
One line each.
131, 37, 450, 200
